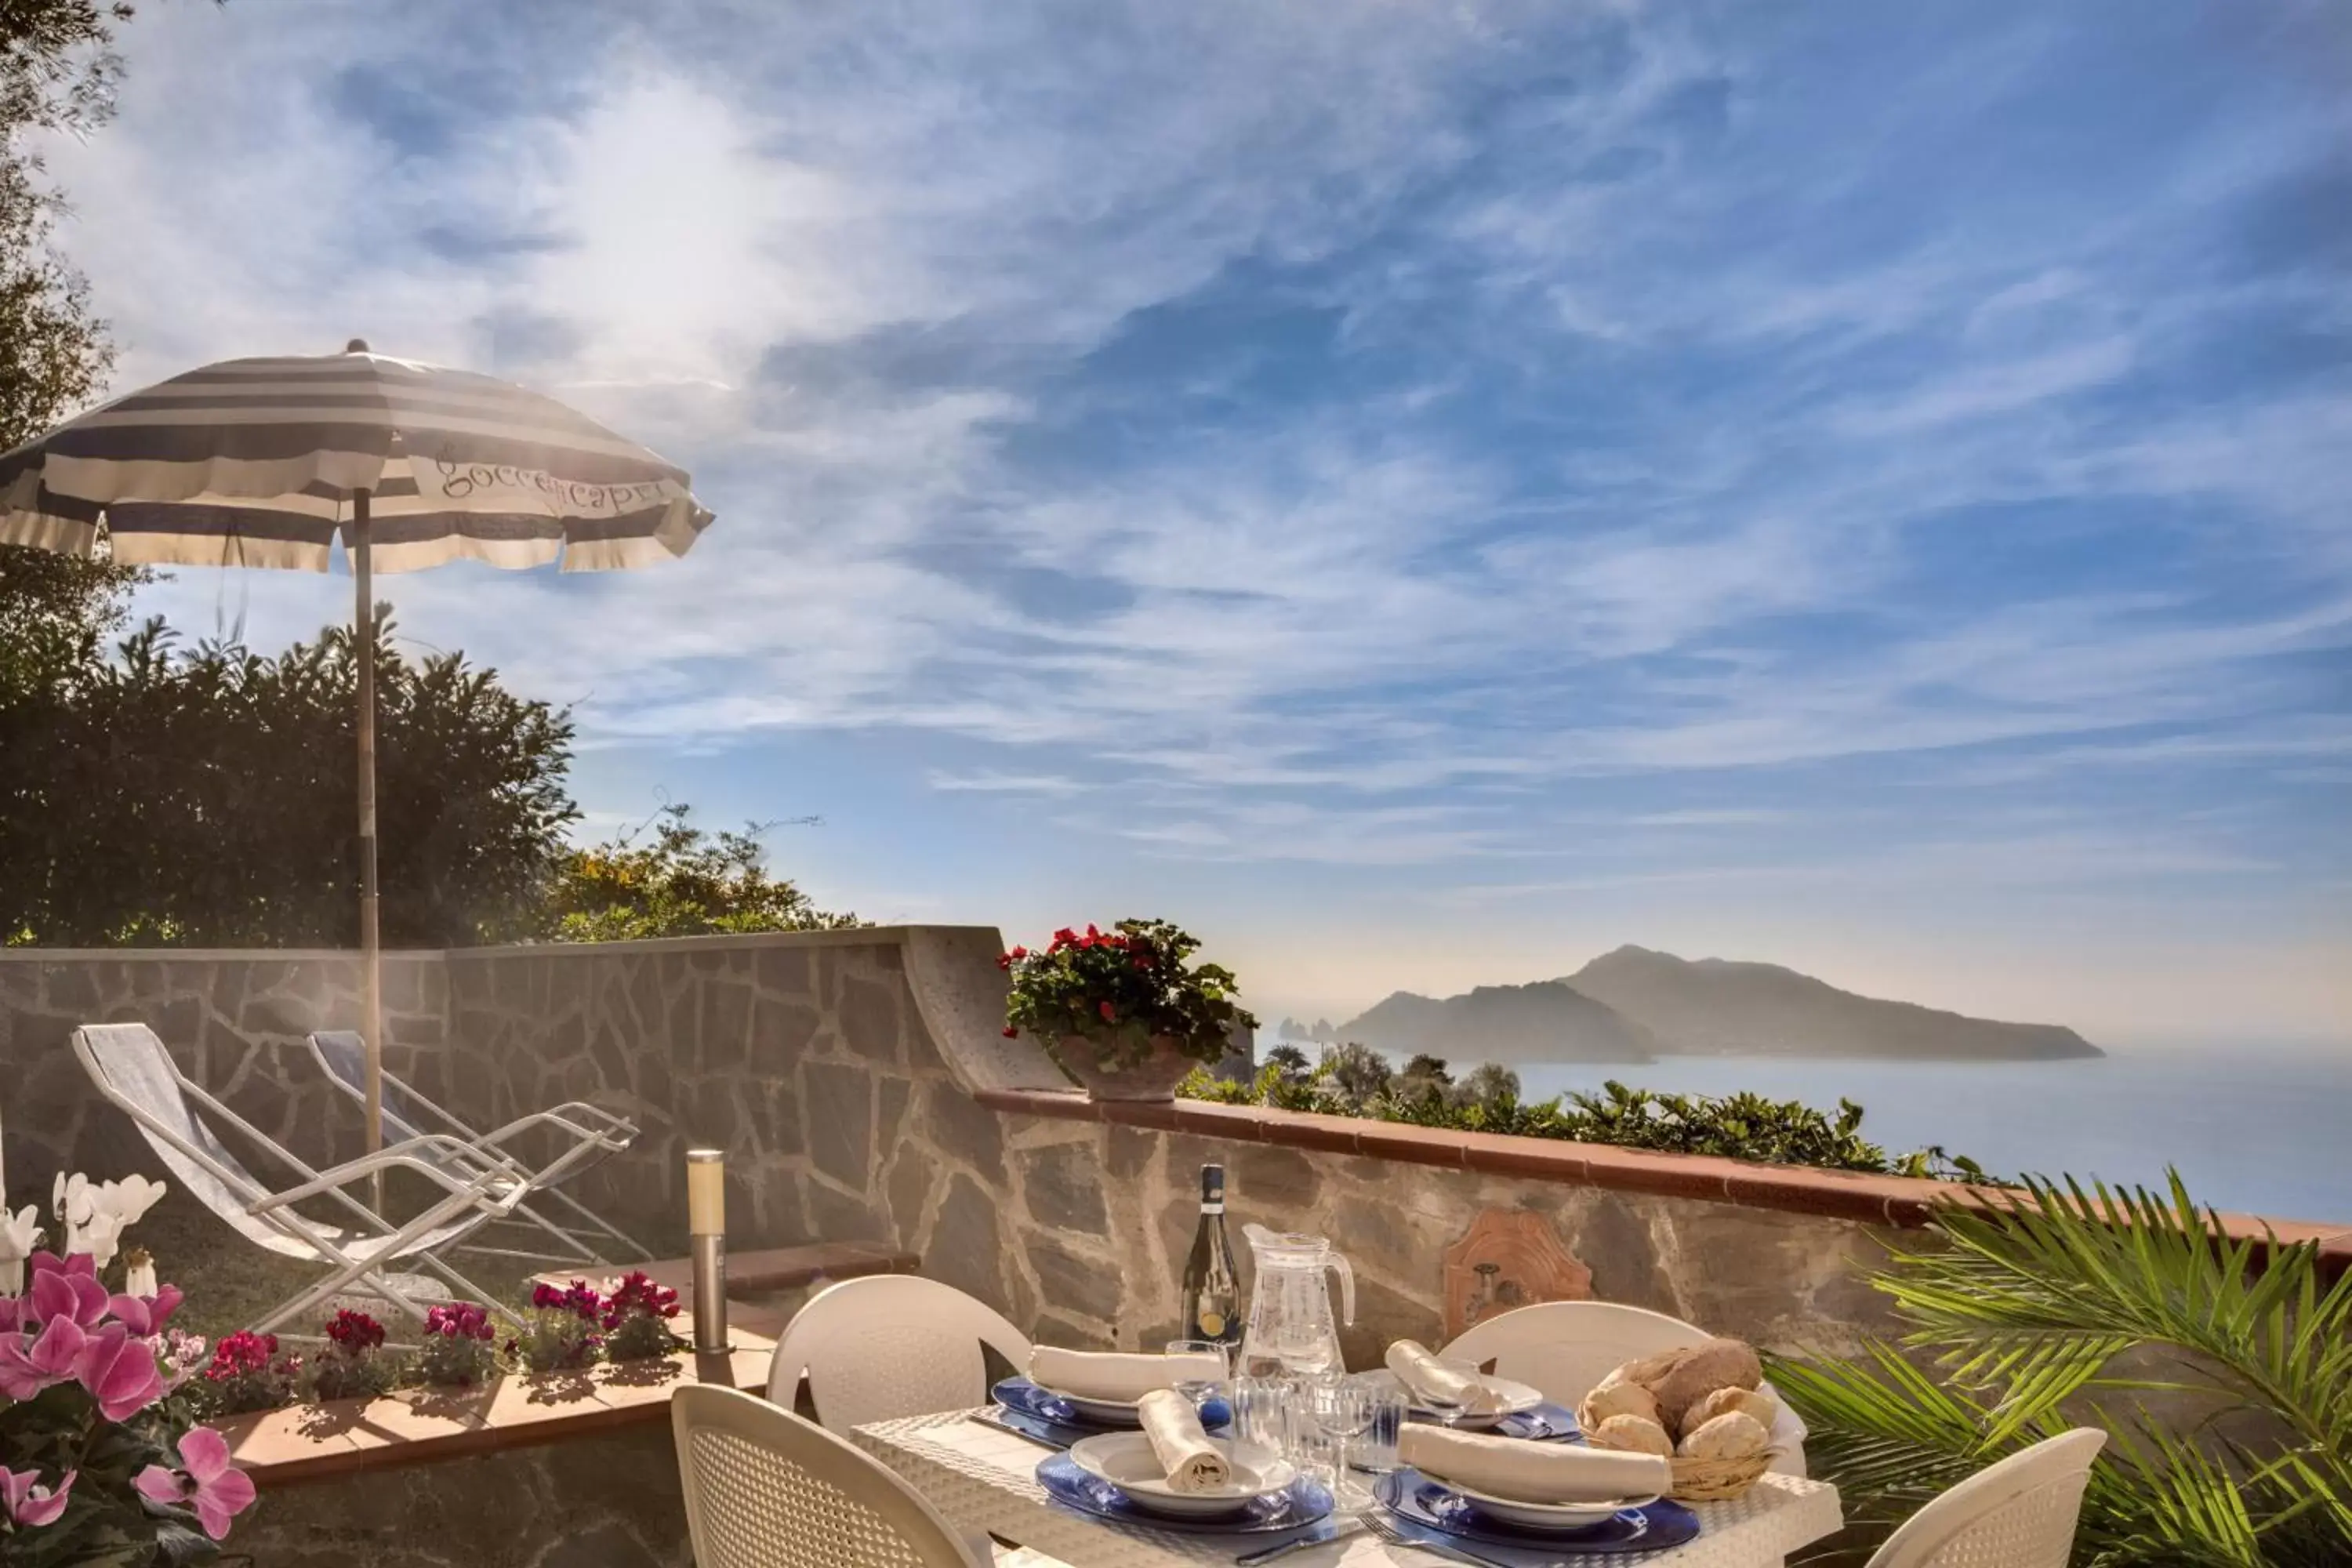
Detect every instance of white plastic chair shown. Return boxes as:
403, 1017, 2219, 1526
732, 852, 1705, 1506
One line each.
1867, 1429, 2107, 1568
1442, 1299, 1811, 1476
672, 1383, 985, 1568
768, 1276, 1033, 1435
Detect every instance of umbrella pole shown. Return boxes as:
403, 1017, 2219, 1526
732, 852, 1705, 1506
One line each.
354, 488, 384, 1203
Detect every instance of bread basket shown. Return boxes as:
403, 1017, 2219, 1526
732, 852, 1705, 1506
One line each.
1574, 1391, 1773, 1501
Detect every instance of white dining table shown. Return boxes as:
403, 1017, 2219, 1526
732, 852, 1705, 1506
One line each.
854, 1409, 1845, 1568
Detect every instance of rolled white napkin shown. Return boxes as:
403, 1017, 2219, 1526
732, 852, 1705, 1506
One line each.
1138, 1388, 1232, 1493
1385, 1339, 1508, 1417
1029, 1347, 1226, 1404
1399, 1425, 1674, 1504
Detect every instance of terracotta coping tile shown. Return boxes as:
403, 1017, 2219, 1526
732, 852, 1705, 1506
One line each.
1352, 1120, 1472, 1169
969, 1089, 2343, 1273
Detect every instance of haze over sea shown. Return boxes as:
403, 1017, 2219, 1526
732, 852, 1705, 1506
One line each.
1508, 1042, 2351, 1226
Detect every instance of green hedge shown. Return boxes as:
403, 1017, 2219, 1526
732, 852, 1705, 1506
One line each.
1179, 1045, 2000, 1181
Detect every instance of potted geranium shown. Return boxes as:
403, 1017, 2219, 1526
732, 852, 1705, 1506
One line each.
1002, 919, 1257, 1100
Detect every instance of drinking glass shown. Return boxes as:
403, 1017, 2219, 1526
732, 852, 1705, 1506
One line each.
1163, 1339, 1230, 1409
1351, 1374, 1407, 1475
1229, 1375, 1298, 1456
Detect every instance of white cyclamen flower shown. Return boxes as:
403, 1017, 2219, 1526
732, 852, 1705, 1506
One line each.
77, 1210, 130, 1268
96, 1175, 168, 1229
0, 1206, 43, 1295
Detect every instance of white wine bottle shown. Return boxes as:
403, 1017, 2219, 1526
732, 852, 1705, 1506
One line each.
1178, 1163, 1243, 1346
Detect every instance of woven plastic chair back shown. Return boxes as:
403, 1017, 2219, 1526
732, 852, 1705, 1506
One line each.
1867, 1429, 2107, 1568
770, 1276, 1033, 1434
672, 1384, 984, 1568
1445, 1300, 1709, 1404
1444, 1299, 1811, 1477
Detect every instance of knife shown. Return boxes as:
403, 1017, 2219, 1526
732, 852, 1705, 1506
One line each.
1235, 1516, 1361, 1565
971, 1411, 1069, 1451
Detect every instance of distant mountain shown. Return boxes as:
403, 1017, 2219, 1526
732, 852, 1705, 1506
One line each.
1337, 982, 1661, 1064
1562, 945, 2103, 1062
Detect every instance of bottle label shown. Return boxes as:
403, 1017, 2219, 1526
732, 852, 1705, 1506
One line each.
1196, 1306, 1228, 1337
1200, 1200, 1224, 1214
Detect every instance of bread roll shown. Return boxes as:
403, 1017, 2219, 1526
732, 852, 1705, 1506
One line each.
1646, 1339, 1763, 1431
1590, 1414, 1675, 1458
1581, 1380, 1662, 1428
1687, 1385, 1778, 1435
1675, 1410, 1770, 1461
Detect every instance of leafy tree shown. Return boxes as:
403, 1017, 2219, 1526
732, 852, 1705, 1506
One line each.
538, 803, 859, 943
1262, 1043, 1312, 1080
2, 608, 578, 946
0, 3, 150, 715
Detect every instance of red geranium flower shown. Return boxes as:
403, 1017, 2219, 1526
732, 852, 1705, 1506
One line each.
1098, 1001, 1116, 1022
1001, 1025, 1019, 1038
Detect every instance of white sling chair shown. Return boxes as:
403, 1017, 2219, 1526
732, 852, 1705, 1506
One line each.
1443, 1299, 1812, 1476
307, 1029, 650, 1266
673, 1384, 985, 1568
1868, 1428, 2107, 1568
768, 1276, 1034, 1435
73, 1023, 602, 1336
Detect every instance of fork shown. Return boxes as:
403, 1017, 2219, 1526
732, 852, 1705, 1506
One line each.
1359, 1509, 1517, 1566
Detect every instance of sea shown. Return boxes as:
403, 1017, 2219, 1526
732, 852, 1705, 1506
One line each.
1504, 1043, 2351, 1226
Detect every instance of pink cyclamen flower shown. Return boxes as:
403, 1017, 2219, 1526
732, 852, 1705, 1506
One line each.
106, 1283, 183, 1338
27, 1258, 111, 1330
0, 1466, 74, 1528
75, 1323, 165, 1421
133, 1428, 255, 1541
0, 1314, 89, 1402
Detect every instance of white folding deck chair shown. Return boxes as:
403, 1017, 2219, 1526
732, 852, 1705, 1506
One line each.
1867, 1428, 2107, 1568
672, 1384, 985, 1568
767, 1276, 1033, 1435
307, 1029, 650, 1266
73, 1023, 607, 1338
1443, 1298, 1812, 1476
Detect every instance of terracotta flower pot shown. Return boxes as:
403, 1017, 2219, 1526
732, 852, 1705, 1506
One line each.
1051, 1033, 1200, 1102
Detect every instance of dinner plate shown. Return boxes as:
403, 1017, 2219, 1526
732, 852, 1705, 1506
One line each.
1036, 1452, 1334, 1535
1066, 1432, 1298, 1519
1397, 1371, 1548, 1429
1033, 1383, 1147, 1427
1374, 1468, 1700, 1555
993, 1378, 1230, 1441
1440, 1477, 1662, 1533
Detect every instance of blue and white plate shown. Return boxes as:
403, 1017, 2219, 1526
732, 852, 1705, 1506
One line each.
993, 1378, 1231, 1446
1375, 1469, 1700, 1557
1038, 1452, 1334, 1536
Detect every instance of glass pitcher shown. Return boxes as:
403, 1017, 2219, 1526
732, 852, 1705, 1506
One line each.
1240, 1223, 1356, 1377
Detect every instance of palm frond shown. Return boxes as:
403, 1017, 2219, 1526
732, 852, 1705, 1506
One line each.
1784, 1168, 2351, 1567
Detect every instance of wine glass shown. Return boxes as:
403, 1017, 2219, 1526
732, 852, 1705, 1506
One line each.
1164, 1338, 1231, 1409
1307, 1373, 1377, 1508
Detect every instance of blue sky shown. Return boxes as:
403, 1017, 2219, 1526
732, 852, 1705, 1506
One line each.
43, 1, 2349, 1040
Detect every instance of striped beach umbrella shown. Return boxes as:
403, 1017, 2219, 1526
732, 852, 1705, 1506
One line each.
0, 340, 717, 1159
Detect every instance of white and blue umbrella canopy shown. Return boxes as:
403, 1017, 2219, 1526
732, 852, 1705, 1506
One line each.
0, 342, 717, 1168
0, 343, 714, 571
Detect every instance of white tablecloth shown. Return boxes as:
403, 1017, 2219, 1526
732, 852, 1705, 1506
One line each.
854, 1410, 1843, 1568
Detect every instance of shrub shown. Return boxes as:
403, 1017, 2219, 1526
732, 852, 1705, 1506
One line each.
1181, 1052, 1998, 1181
